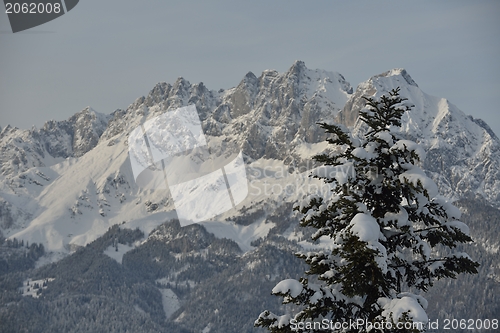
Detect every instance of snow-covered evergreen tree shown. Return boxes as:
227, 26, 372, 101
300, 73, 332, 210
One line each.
256, 88, 479, 332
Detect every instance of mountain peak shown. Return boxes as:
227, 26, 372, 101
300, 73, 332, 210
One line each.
238, 71, 258, 87
243, 71, 257, 82
70, 106, 107, 121
375, 68, 418, 87
174, 76, 190, 86
289, 60, 306, 72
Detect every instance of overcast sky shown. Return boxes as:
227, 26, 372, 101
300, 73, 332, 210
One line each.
1, 0, 499, 136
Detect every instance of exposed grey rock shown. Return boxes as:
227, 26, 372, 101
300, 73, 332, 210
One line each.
337, 68, 500, 208
0, 107, 110, 177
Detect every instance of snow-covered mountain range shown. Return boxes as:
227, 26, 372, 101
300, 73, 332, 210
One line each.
0, 61, 499, 254
1, 61, 499, 333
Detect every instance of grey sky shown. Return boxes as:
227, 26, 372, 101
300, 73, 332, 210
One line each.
1, 0, 499, 137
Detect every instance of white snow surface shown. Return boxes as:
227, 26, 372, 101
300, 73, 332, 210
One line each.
399, 166, 439, 199
349, 213, 380, 243
348, 213, 387, 273
391, 139, 426, 161
159, 288, 181, 319
444, 220, 470, 235
433, 197, 462, 219
383, 207, 409, 227
379, 295, 428, 324
19, 278, 55, 299
272, 279, 303, 298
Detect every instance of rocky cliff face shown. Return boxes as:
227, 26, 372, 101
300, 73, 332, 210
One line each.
0, 107, 109, 177
337, 68, 500, 206
100, 60, 352, 162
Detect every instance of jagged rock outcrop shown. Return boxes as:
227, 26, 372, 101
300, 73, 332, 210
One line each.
0, 107, 109, 177
337, 68, 500, 207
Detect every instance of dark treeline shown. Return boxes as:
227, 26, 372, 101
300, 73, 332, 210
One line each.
0, 206, 498, 333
